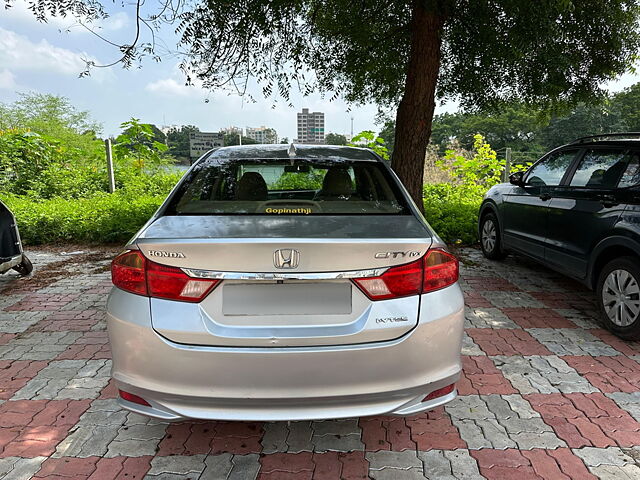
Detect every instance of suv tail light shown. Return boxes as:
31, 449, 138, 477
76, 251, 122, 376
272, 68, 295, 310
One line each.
353, 248, 458, 300
111, 250, 219, 302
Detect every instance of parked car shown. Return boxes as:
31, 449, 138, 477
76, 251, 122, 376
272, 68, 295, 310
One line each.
0, 199, 32, 276
479, 133, 640, 339
107, 144, 463, 421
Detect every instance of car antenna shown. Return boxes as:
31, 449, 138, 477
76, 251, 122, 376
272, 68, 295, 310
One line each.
288, 143, 296, 165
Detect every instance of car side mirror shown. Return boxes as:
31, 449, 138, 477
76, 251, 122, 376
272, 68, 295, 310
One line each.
509, 171, 525, 187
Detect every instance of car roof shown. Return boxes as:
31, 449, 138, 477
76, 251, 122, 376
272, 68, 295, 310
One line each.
201, 144, 381, 163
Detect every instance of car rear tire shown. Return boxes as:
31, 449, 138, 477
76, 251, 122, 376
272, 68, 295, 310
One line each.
596, 256, 640, 340
13, 255, 33, 276
480, 213, 506, 260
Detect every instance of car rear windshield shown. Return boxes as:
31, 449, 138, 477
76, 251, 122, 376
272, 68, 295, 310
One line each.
164, 158, 411, 215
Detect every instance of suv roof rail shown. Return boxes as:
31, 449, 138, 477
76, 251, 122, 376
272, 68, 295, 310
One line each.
569, 132, 640, 144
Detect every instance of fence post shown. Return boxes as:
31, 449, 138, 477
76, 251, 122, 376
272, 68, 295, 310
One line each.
503, 147, 512, 182
105, 139, 116, 193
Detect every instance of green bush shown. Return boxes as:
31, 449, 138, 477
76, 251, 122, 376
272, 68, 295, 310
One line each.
423, 183, 483, 244
1, 192, 166, 245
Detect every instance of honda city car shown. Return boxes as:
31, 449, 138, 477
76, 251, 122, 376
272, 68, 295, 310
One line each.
107, 144, 463, 421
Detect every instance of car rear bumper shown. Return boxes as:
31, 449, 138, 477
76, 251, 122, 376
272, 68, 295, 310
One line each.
106, 285, 464, 421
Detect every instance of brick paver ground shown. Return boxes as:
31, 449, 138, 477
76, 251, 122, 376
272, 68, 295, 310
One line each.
1, 247, 639, 479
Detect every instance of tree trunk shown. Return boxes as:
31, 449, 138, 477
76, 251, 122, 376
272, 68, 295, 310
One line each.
391, 4, 444, 211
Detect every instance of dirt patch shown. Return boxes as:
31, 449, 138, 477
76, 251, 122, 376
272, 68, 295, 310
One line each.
1, 246, 119, 294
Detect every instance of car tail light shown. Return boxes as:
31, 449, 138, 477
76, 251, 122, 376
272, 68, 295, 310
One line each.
353, 248, 458, 300
423, 249, 459, 293
146, 261, 219, 302
353, 259, 423, 300
119, 389, 151, 406
112, 250, 147, 296
423, 383, 455, 402
111, 250, 219, 302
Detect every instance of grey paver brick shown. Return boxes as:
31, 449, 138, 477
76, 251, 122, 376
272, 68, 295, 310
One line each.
54, 399, 128, 458
461, 333, 486, 356
418, 449, 483, 480
554, 308, 600, 329
0, 331, 81, 360
311, 419, 364, 452
464, 307, 519, 329
199, 453, 232, 480
607, 392, 640, 421
12, 359, 111, 400
480, 291, 544, 309
527, 328, 619, 356
0, 457, 46, 480
367, 450, 423, 470
446, 394, 564, 449
145, 454, 207, 478
106, 412, 168, 457
226, 454, 260, 480
0, 311, 47, 334
573, 446, 640, 478
492, 355, 599, 394
286, 421, 313, 453
261, 422, 288, 454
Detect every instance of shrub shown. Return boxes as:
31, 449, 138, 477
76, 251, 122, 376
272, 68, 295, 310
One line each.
1, 192, 166, 245
422, 183, 483, 244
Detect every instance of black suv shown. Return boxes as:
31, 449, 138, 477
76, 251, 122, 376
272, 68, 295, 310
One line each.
478, 133, 640, 339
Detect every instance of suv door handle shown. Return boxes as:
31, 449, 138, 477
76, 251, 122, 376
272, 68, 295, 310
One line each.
599, 194, 619, 208
539, 193, 552, 201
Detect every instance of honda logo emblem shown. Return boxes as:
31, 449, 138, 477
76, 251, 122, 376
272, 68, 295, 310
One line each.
273, 249, 300, 269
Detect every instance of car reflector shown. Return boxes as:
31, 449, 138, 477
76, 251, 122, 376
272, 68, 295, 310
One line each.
119, 389, 151, 406
423, 383, 455, 402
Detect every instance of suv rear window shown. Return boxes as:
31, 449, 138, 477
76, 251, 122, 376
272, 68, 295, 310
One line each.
165, 158, 410, 215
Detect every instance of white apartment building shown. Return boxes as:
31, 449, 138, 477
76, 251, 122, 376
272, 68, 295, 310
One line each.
245, 126, 278, 144
296, 108, 325, 144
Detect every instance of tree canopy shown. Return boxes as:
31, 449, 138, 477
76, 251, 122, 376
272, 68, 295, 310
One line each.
8, 0, 640, 204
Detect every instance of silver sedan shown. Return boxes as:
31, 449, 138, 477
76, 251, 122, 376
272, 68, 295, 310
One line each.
107, 144, 464, 421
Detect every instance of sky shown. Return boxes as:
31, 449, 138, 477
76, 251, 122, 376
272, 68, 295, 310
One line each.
1, 1, 639, 140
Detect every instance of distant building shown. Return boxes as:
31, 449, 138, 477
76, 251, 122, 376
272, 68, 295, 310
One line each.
245, 126, 278, 144
221, 126, 243, 136
296, 108, 325, 144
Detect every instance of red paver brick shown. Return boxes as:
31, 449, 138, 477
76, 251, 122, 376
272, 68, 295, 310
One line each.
502, 307, 575, 328
467, 328, 552, 356
311, 451, 341, 479
562, 355, 640, 393
34, 456, 99, 478
522, 448, 596, 480
0, 333, 16, 345
459, 356, 517, 395
6, 294, 80, 311
464, 276, 520, 291
547, 448, 597, 480
464, 291, 493, 308
88, 456, 152, 480
0, 360, 48, 400
338, 451, 368, 480
359, 416, 415, 451
157, 422, 200, 455
1, 425, 71, 457
29, 310, 105, 332
525, 393, 640, 448
98, 378, 118, 399
529, 291, 595, 310
589, 329, 640, 356
259, 452, 314, 474
0, 400, 91, 458
406, 407, 466, 451
470, 449, 539, 480
56, 332, 111, 360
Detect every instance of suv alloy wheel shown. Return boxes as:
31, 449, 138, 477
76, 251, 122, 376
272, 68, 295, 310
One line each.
597, 256, 640, 340
480, 213, 506, 260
